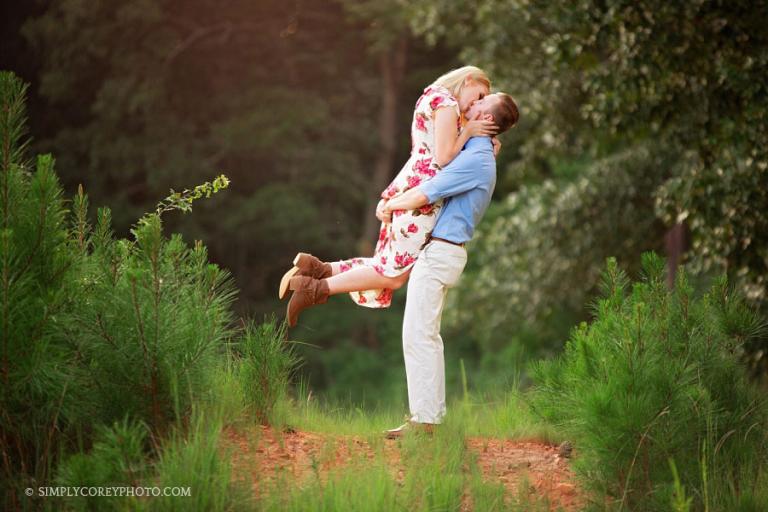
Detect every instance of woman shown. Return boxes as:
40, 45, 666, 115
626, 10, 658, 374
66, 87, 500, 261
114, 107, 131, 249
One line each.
280, 66, 498, 327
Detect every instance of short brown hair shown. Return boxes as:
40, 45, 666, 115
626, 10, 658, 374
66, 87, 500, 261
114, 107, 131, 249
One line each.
489, 93, 519, 135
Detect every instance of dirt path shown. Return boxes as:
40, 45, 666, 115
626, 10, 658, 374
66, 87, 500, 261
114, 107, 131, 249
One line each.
220, 425, 584, 511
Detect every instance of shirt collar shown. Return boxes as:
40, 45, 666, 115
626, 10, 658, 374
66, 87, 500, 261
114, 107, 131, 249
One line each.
465, 136, 493, 149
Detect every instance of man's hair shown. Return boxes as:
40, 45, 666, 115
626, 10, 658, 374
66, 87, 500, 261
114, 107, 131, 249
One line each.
489, 93, 519, 135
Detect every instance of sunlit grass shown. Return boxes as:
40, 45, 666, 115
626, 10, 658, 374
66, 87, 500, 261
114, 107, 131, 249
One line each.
277, 371, 560, 446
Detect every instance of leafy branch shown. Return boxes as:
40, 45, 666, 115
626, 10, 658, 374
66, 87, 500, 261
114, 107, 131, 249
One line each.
154, 174, 231, 217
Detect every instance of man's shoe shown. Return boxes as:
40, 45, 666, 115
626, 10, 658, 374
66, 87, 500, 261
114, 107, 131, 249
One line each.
285, 276, 330, 327
384, 420, 435, 440
279, 253, 333, 299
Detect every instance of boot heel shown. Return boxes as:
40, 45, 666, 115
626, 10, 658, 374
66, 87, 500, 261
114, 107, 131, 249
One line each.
278, 266, 300, 299
293, 253, 308, 266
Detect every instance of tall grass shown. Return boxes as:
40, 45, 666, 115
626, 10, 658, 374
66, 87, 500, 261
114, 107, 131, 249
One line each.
235, 318, 299, 426
146, 407, 249, 512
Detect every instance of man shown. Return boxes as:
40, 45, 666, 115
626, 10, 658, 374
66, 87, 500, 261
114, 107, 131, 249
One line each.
379, 92, 519, 438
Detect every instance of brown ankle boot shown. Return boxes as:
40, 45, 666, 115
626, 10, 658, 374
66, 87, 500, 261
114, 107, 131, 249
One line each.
279, 253, 332, 299
286, 276, 330, 327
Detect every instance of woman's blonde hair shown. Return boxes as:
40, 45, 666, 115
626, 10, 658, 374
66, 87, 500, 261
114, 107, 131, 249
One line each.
432, 65, 491, 98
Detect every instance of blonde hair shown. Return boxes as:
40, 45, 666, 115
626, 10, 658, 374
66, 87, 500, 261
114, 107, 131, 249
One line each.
432, 66, 491, 98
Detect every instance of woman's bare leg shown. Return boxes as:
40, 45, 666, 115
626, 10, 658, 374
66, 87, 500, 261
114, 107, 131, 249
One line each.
326, 267, 411, 295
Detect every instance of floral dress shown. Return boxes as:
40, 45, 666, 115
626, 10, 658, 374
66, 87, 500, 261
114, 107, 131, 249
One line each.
339, 85, 461, 308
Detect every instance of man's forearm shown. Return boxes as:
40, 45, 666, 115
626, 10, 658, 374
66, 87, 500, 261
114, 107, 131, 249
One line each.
384, 188, 429, 212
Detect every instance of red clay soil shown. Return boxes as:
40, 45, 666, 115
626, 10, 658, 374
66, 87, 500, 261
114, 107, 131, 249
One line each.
220, 425, 585, 511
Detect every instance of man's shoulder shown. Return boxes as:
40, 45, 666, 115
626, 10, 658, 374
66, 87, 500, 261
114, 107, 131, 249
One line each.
461, 139, 494, 160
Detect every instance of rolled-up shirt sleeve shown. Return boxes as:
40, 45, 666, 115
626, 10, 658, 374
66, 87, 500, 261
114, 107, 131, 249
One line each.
419, 150, 486, 203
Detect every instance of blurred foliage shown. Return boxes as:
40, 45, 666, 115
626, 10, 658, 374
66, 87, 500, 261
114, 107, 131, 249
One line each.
447, 145, 667, 357
20, 0, 382, 301
656, 152, 768, 304
4, 0, 768, 394
12, 3, 464, 396
410, 0, 768, 372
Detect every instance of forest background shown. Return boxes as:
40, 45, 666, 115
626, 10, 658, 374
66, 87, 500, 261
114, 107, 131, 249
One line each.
2, 0, 766, 406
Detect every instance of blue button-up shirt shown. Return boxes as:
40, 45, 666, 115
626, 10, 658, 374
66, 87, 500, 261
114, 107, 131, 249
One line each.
418, 136, 496, 244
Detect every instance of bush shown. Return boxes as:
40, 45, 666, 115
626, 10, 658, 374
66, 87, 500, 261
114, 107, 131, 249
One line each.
62, 207, 238, 434
530, 253, 768, 511
1, 71, 247, 508
0, 71, 93, 505
55, 418, 149, 511
236, 318, 299, 425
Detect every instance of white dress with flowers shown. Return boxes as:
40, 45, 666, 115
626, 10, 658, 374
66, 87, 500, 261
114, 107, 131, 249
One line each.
339, 85, 461, 308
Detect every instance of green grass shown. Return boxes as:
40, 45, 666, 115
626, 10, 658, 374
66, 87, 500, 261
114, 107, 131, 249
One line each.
50, 336, 766, 512
279, 370, 559, 443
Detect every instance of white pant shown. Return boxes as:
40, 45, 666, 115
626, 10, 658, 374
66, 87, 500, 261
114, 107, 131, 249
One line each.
402, 240, 468, 424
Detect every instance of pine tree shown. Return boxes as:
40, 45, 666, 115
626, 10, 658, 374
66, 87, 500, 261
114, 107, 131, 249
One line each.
531, 253, 768, 510
1, 71, 86, 508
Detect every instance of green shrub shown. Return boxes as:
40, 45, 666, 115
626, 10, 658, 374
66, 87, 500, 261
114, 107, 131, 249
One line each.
55, 418, 149, 511
62, 208, 237, 434
530, 253, 768, 510
1, 71, 239, 507
236, 318, 299, 425
0, 71, 94, 506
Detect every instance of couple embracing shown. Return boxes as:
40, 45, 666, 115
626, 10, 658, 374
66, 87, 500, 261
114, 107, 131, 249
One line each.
278, 66, 519, 437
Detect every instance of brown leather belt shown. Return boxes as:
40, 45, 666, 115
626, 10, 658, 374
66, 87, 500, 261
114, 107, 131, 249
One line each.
428, 235, 465, 248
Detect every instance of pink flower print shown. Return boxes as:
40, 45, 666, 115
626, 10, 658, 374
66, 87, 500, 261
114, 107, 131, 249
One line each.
380, 256, 387, 265
373, 265, 385, 275
375, 288, 393, 305
418, 147, 426, 155
339, 262, 352, 273
419, 204, 434, 215
414, 114, 427, 132
407, 223, 418, 233
394, 252, 415, 269
393, 209, 406, 218
430, 95, 445, 110
407, 175, 422, 188
379, 227, 387, 241
413, 158, 433, 176
358, 295, 368, 304
383, 183, 399, 199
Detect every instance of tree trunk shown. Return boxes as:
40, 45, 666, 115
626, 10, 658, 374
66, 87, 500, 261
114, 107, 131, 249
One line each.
357, 33, 408, 255
665, 222, 689, 288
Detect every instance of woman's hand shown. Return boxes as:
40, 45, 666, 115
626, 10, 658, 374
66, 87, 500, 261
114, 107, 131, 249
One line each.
464, 116, 498, 138
376, 200, 392, 224
492, 136, 502, 158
